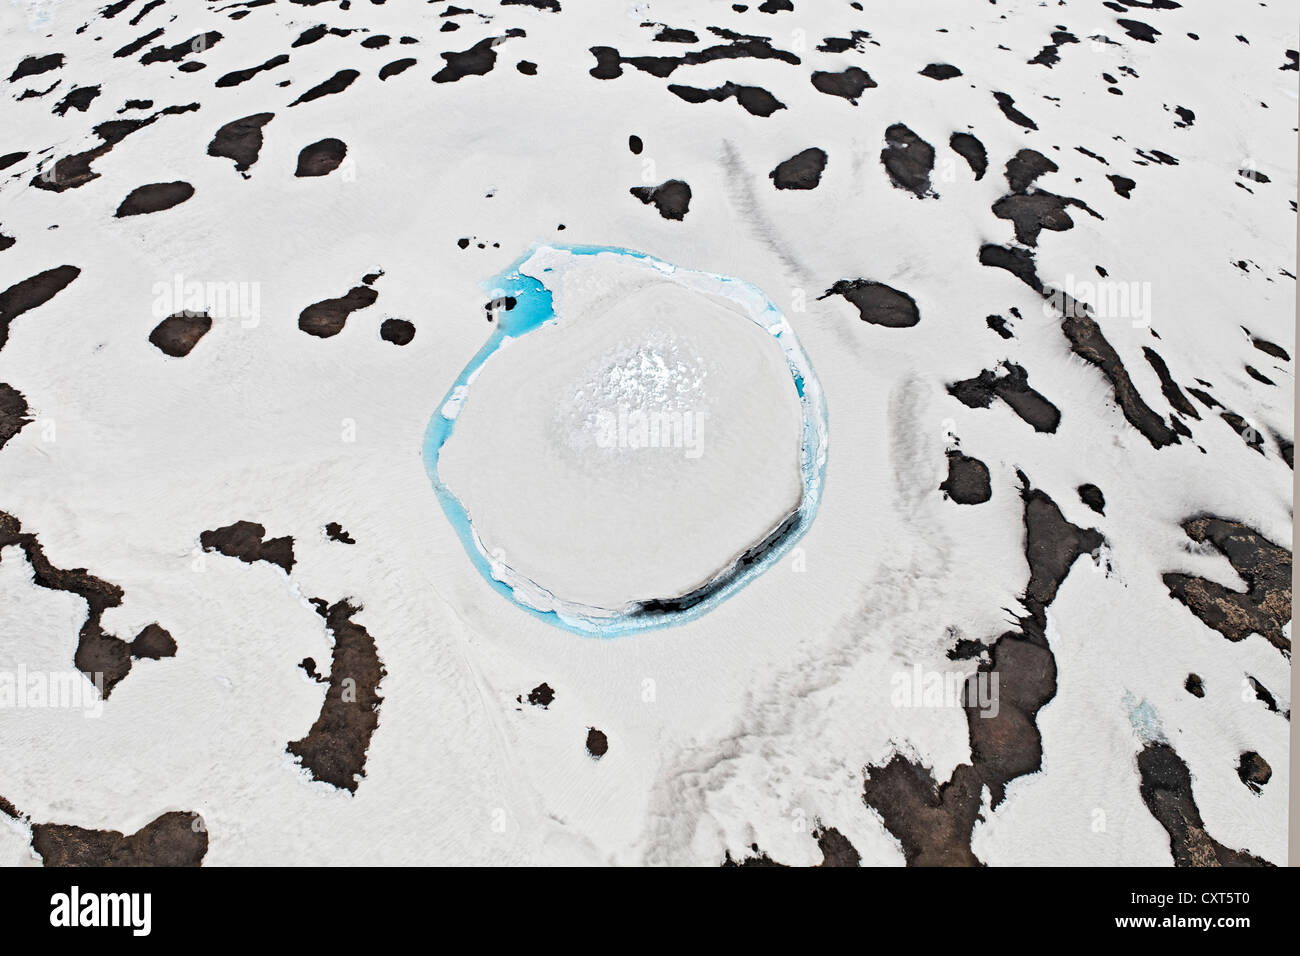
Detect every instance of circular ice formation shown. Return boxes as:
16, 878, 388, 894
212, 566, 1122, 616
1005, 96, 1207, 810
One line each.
424, 245, 828, 635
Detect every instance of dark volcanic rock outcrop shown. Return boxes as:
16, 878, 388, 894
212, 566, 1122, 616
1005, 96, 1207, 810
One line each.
0, 383, 32, 449
880, 123, 935, 197
148, 311, 212, 357
115, 181, 194, 217
948, 364, 1060, 433
629, 179, 691, 220
200, 520, 295, 573
380, 317, 415, 345
862, 479, 1102, 865
1138, 742, 1272, 866
769, 147, 826, 190
1162, 517, 1290, 656
206, 112, 274, 174
298, 283, 379, 337
939, 450, 992, 504
294, 137, 347, 177
949, 132, 987, 180
819, 279, 919, 328
810, 65, 875, 103
0, 511, 173, 696
667, 81, 786, 116
32, 811, 208, 867
287, 599, 385, 793
1, 264, 81, 350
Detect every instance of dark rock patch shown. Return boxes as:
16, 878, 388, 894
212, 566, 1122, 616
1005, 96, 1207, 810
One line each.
1142, 347, 1200, 419
1004, 148, 1057, 192
629, 179, 691, 220
294, 137, 347, 177
289, 68, 360, 105
589, 37, 799, 79
52, 84, 100, 116
1162, 516, 1290, 656
1028, 31, 1079, 67
667, 81, 786, 116
919, 63, 961, 80
813, 826, 860, 866
993, 91, 1037, 130
380, 57, 417, 79
200, 520, 295, 573
864, 480, 1101, 865
585, 727, 609, 758
1, 264, 81, 350
1237, 752, 1271, 794
32, 811, 208, 867
215, 53, 289, 87
1107, 174, 1136, 197
28, 113, 164, 191
434, 34, 519, 83
206, 112, 274, 174
1245, 676, 1287, 718
115, 181, 194, 217
287, 599, 385, 793
1251, 336, 1290, 361
880, 123, 935, 197
723, 825, 861, 867
129, 623, 176, 660
1077, 483, 1106, 515
948, 364, 1060, 433
8, 53, 63, 83
0, 383, 31, 449
299, 284, 379, 338
769, 147, 826, 190
1245, 366, 1274, 385
986, 315, 1013, 339
652, 26, 699, 43
148, 311, 212, 357
993, 191, 1081, 246
819, 279, 919, 328
1220, 411, 1265, 454
0, 510, 167, 696
114, 30, 164, 59
140, 32, 222, 65
379, 317, 415, 345
978, 243, 1043, 293
939, 450, 992, 504
522, 682, 555, 708
325, 522, 355, 544
1117, 19, 1160, 43
810, 65, 875, 103
722, 844, 783, 866
949, 132, 986, 180
1184, 673, 1204, 697
1137, 741, 1271, 865
1045, 293, 1180, 448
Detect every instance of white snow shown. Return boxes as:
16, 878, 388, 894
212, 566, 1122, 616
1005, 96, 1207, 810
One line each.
0, 0, 1291, 866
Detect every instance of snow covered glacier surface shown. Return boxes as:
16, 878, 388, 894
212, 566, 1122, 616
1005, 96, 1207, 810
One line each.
0, 0, 1292, 867
427, 245, 829, 635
